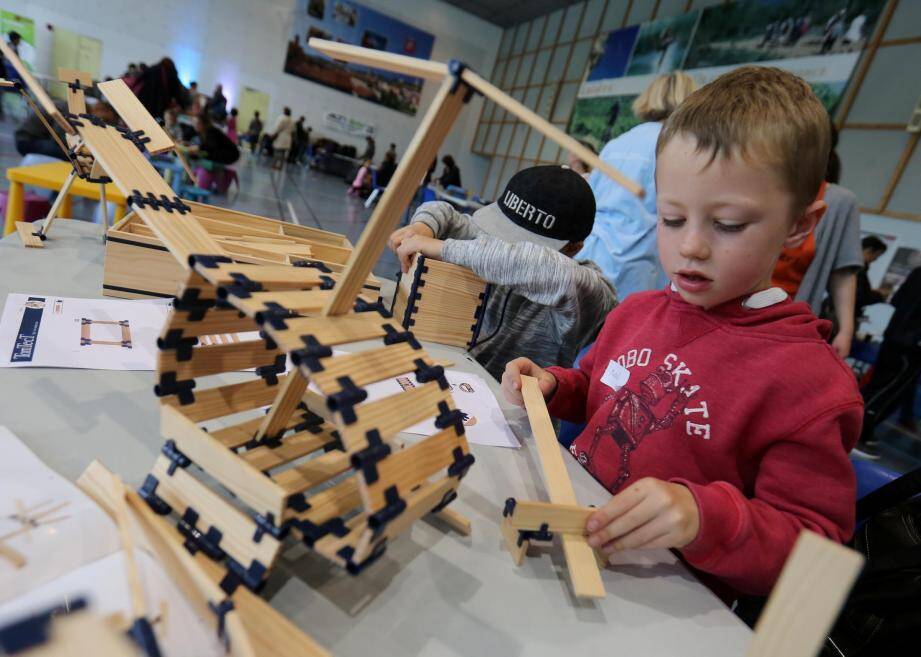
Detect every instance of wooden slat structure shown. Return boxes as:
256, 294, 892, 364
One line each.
97, 78, 176, 155
391, 255, 491, 348
500, 375, 606, 599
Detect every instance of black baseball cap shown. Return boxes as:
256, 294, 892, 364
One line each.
471, 165, 596, 250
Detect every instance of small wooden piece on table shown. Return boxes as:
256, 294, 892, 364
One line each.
747, 530, 864, 657
500, 375, 606, 600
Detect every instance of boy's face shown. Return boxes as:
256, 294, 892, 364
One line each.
656, 133, 824, 309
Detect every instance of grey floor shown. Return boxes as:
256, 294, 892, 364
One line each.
2, 112, 920, 476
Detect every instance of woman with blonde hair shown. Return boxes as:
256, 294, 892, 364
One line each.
578, 71, 697, 299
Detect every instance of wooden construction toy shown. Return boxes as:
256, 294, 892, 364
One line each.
390, 255, 491, 348
501, 375, 605, 599
80, 318, 132, 348
103, 203, 372, 300
52, 38, 636, 652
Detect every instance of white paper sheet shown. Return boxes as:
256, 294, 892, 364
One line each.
0, 426, 121, 604
0, 293, 170, 370
361, 369, 520, 449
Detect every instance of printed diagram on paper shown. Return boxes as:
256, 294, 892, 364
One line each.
365, 368, 520, 448
0, 294, 169, 370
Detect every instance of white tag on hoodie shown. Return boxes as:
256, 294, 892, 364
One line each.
601, 359, 630, 391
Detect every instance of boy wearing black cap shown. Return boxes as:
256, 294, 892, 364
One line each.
388, 165, 616, 381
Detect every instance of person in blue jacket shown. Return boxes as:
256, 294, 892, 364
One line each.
578, 71, 697, 300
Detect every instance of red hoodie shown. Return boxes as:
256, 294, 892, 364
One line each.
546, 287, 862, 597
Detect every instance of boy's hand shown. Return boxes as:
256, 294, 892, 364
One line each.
501, 357, 558, 407
586, 478, 700, 556
395, 235, 445, 273
831, 331, 852, 359
388, 223, 435, 253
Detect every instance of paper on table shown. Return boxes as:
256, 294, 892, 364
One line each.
0, 426, 121, 603
362, 369, 520, 448
0, 294, 261, 370
0, 293, 169, 370
0, 550, 224, 657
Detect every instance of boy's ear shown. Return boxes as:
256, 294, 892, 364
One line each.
784, 199, 827, 249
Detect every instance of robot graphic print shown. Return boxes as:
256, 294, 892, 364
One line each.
570, 351, 709, 492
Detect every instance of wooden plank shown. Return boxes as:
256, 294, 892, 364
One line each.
150, 455, 282, 572
160, 307, 255, 339
335, 381, 452, 452
240, 425, 339, 471
161, 405, 288, 520
210, 410, 310, 449
76, 461, 257, 657
78, 461, 328, 657
0, 39, 74, 135
323, 74, 469, 316
26, 612, 141, 657
747, 531, 864, 657
158, 338, 280, 379
271, 450, 352, 496
351, 474, 457, 564
521, 375, 605, 599
252, 371, 308, 442
195, 262, 325, 290
98, 78, 176, 155
233, 289, 335, 319
15, 221, 43, 248
460, 68, 641, 198
57, 67, 93, 86
161, 376, 283, 423
309, 342, 426, 394
505, 499, 592, 535
360, 426, 467, 510
308, 37, 448, 81
185, 201, 350, 247
269, 314, 399, 354
286, 476, 361, 526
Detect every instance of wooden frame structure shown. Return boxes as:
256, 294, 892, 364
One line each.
501, 375, 605, 599
80, 318, 132, 348
390, 255, 492, 349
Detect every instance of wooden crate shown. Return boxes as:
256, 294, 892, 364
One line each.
391, 255, 492, 349
103, 209, 377, 300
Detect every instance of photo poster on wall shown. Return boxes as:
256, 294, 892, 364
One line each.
284, 0, 435, 116
569, 0, 887, 151
0, 11, 36, 67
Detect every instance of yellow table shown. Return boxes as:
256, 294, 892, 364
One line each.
3, 161, 127, 236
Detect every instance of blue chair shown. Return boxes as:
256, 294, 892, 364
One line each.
558, 343, 593, 447
179, 185, 212, 203
364, 168, 388, 208
851, 457, 899, 501
420, 186, 437, 203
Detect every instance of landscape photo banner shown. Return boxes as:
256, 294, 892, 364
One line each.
284, 0, 435, 116
569, 0, 887, 150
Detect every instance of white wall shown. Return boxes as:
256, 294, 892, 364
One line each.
9, 0, 500, 188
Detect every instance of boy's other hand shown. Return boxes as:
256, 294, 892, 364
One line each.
395, 235, 445, 273
388, 223, 435, 253
831, 331, 852, 359
501, 358, 557, 407
586, 478, 700, 556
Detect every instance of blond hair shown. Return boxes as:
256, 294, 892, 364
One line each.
657, 66, 830, 213
631, 71, 698, 122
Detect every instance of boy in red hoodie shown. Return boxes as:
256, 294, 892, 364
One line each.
501, 66, 862, 598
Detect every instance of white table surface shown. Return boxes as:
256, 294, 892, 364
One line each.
0, 220, 752, 656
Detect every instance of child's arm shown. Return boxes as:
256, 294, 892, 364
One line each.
442, 236, 616, 315
502, 339, 600, 425
587, 402, 862, 596
408, 201, 481, 241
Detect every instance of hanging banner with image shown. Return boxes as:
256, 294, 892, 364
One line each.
322, 110, 375, 137
0, 11, 36, 67
284, 0, 435, 116
569, 0, 887, 150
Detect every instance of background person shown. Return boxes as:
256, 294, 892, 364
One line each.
577, 71, 697, 300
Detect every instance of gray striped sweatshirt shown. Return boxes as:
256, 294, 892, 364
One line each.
411, 201, 618, 380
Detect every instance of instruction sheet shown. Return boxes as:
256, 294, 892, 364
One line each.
0, 293, 170, 370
